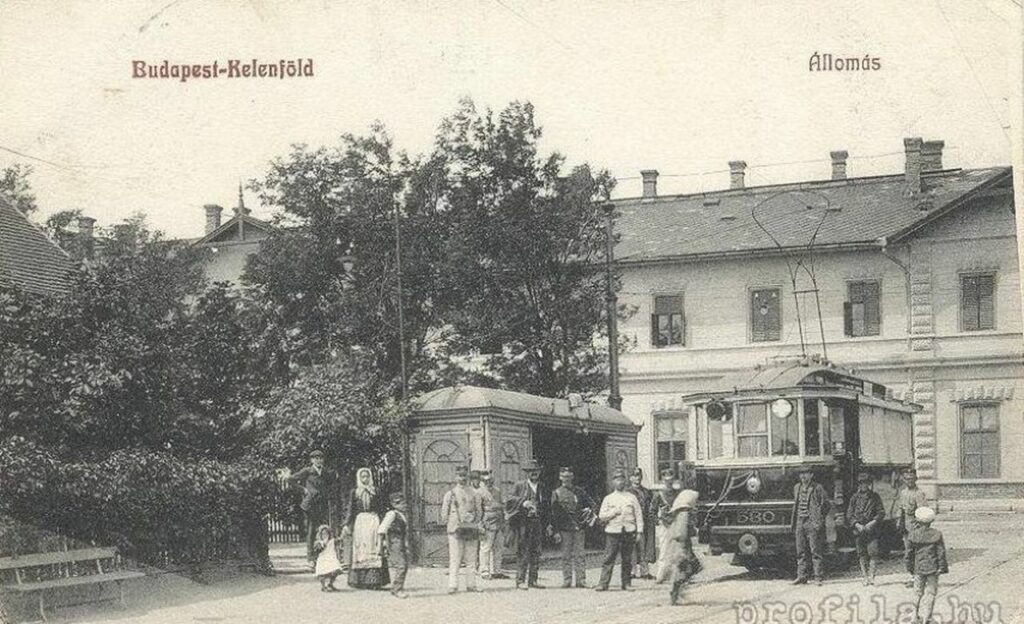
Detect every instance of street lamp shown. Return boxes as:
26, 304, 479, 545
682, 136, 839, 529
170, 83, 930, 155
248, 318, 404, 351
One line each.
600, 187, 622, 412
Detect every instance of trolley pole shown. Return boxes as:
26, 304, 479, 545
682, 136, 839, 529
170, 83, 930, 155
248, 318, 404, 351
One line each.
603, 200, 622, 411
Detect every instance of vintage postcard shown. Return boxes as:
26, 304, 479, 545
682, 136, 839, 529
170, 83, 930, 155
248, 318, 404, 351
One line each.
1, 2, 1022, 623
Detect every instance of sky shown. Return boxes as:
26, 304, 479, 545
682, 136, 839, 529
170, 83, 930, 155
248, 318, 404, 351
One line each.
0, 0, 1021, 239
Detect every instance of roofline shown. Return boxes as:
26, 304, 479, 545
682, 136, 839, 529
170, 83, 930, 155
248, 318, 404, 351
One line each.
191, 213, 274, 246
617, 240, 878, 266
0, 196, 73, 261
888, 167, 1014, 243
612, 167, 981, 206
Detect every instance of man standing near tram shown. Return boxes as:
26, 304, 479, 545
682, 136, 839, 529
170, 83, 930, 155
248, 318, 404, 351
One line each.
791, 466, 830, 586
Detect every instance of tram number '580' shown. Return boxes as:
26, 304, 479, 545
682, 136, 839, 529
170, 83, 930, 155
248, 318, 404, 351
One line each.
735, 510, 778, 525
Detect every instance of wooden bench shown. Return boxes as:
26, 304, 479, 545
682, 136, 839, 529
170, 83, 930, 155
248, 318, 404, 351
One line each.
0, 547, 145, 622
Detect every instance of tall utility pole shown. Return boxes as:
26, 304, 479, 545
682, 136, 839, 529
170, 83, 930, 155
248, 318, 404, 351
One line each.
393, 190, 414, 558
603, 200, 622, 411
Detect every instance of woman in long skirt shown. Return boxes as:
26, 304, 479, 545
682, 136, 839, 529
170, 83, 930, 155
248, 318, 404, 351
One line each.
343, 467, 390, 589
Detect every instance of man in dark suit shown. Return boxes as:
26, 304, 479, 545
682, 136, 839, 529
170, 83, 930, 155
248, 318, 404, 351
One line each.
288, 450, 338, 564
506, 459, 547, 590
791, 465, 830, 585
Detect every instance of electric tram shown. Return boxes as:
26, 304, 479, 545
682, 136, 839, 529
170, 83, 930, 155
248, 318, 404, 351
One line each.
683, 356, 920, 570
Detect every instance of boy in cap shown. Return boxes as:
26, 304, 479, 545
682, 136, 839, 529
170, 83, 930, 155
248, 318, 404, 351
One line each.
378, 492, 411, 598
905, 507, 948, 624
845, 473, 885, 585
477, 470, 508, 580
550, 466, 596, 588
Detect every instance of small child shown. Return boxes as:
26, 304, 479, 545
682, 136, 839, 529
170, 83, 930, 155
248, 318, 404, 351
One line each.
905, 507, 948, 624
313, 525, 343, 592
378, 492, 411, 599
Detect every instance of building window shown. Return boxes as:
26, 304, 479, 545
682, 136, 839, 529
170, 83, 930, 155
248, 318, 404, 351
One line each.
750, 288, 781, 342
845, 280, 880, 337
960, 404, 1000, 478
735, 403, 769, 457
961, 273, 995, 331
651, 294, 684, 347
655, 413, 687, 476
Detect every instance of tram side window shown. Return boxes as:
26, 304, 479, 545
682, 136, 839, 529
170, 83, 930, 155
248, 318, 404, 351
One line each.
803, 399, 821, 455
736, 404, 769, 457
771, 406, 799, 456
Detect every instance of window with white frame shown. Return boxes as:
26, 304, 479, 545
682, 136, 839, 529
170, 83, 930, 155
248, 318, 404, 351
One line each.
960, 403, 1000, 478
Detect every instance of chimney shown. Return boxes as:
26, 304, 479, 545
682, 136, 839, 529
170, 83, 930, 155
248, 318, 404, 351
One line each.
77, 216, 96, 260
830, 150, 848, 180
921, 140, 944, 172
729, 161, 747, 190
640, 170, 659, 199
903, 137, 923, 196
204, 204, 223, 234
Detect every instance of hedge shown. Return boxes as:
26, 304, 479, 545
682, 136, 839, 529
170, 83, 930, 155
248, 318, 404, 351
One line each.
0, 436, 275, 570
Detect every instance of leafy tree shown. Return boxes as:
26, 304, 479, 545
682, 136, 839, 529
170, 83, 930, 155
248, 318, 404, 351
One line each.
0, 164, 38, 216
429, 99, 621, 398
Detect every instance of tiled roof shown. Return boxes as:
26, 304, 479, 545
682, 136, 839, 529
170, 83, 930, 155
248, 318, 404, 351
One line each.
0, 197, 72, 295
615, 167, 1011, 262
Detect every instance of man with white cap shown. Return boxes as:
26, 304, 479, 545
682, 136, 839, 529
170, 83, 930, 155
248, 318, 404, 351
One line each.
905, 506, 948, 624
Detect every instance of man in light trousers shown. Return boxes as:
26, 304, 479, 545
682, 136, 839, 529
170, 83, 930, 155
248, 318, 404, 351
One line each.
441, 465, 485, 594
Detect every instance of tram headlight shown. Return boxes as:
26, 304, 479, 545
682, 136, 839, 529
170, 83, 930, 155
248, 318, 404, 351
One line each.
738, 533, 759, 555
745, 475, 762, 495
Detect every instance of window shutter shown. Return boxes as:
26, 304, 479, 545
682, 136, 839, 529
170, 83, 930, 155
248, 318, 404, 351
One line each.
865, 282, 881, 335
843, 302, 853, 336
962, 276, 979, 331
978, 275, 994, 330
766, 291, 781, 340
751, 292, 765, 341
651, 313, 661, 347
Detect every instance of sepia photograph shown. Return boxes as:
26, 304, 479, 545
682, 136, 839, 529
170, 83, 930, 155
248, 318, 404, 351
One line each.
1, 1, 1022, 622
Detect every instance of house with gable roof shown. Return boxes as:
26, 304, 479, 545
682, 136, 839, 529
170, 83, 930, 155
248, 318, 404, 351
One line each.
191, 185, 275, 285
0, 196, 72, 296
612, 138, 1021, 506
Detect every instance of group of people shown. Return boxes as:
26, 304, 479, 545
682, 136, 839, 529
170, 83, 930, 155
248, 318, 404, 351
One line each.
289, 450, 948, 620
793, 466, 949, 624
440, 460, 703, 606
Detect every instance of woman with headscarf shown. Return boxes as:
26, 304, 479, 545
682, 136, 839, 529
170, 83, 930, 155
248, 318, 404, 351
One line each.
342, 467, 390, 589
661, 489, 702, 606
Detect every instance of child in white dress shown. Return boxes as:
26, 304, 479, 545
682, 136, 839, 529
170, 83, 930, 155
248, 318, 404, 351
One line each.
314, 525, 343, 591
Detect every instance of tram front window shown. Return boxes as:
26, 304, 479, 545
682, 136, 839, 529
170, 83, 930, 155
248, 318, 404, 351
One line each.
736, 404, 769, 457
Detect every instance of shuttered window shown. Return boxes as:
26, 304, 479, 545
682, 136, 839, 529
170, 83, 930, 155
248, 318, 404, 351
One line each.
845, 281, 881, 337
651, 295, 684, 347
750, 288, 781, 342
961, 274, 995, 331
961, 404, 1000, 478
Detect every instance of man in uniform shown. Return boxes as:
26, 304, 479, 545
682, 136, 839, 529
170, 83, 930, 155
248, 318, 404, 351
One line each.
596, 468, 644, 592
506, 459, 547, 590
791, 465, 830, 586
897, 468, 929, 587
846, 473, 885, 585
441, 465, 484, 594
477, 470, 508, 580
549, 466, 595, 588
287, 449, 338, 566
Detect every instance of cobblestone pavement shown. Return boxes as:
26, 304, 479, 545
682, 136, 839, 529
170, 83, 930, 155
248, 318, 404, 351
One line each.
59, 513, 1024, 624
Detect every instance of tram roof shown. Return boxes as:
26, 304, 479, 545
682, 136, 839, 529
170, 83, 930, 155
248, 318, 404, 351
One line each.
682, 359, 891, 401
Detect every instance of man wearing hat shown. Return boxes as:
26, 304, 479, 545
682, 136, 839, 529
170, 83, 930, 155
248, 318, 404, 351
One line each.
506, 459, 548, 589
790, 466, 830, 585
550, 466, 596, 588
476, 470, 508, 580
845, 473, 885, 585
595, 468, 644, 592
628, 467, 657, 579
441, 465, 485, 594
287, 450, 339, 565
